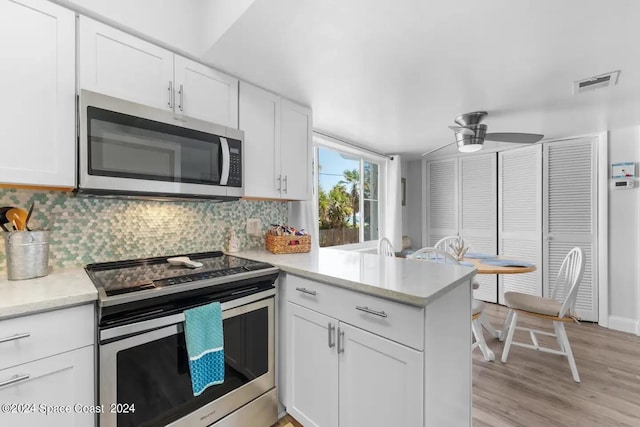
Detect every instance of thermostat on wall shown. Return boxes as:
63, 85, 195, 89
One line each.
611, 162, 635, 178
613, 179, 635, 189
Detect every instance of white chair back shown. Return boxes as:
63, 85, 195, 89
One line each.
553, 247, 585, 318
434, 236, 461, 253
377, 237, 395, 257
409, 247, 459, 265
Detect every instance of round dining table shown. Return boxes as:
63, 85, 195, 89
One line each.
463, 257, 536, 275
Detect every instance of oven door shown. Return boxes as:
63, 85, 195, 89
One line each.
99, 292, 274, 427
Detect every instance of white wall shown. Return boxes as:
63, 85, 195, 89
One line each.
607, 126, 640, 334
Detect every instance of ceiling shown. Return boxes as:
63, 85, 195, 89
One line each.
203, 0, 640, 159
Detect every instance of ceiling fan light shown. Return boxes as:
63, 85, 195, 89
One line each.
455, 133, 484, 153
457, 142, 483, 153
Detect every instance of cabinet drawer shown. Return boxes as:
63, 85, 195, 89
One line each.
285, 275, 424, 350
0, 304, 94, 370
0, 346, 94, 427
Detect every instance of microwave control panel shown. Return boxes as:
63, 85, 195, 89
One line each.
227, 138, 242, 187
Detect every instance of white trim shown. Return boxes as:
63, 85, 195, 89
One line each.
314, 132, 389, 163
608, 316, 638, 335
638, 126, 640, 336
312, 135, 387, 244
597, 131, 609, 328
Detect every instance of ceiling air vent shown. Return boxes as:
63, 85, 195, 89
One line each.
573, 70, 620, 95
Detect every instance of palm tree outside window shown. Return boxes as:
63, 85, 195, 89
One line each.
316, 146, 381, 247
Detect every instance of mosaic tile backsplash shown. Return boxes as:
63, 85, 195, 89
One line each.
0, 189, 287, 272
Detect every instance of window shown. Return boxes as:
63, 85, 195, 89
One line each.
315, 143, 382, 247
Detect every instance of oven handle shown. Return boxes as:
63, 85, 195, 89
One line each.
100, 288, 275, 342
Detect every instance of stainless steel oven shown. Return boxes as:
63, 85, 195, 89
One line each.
86, 252, 278, 427
78, 90, 243, 200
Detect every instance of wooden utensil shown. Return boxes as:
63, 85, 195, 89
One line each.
5, 208, 28, 231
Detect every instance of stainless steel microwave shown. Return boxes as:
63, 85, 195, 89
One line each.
78, 90, 243, 200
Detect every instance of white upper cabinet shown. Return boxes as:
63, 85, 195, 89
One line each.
174, 55, 238, 128
79, 16, 174, 111
79, 17, 238, 127
280, 99, 312, 200
0, 0, 75, 187
239, 82, 312, 200
239, 83, 281, 199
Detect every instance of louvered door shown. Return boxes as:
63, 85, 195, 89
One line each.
459, 154, 498, 302
425, 159, 458, 246
543, 138, 598, 321
498, 145, 543, 303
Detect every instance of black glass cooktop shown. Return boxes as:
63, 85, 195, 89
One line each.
86, 251, 273, 297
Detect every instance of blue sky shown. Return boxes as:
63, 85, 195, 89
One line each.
317, 146, 359, 192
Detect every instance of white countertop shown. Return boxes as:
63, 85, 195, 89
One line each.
232, 248, 476, 306
0, 268, 97, 320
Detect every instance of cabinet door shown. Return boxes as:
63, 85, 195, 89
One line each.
239, 82, 281, 199
287, 303, 338, 427
174, 55, 238, 127
79, 16, 174, 110
0, 0, 75, 187
498, 144, 543, 302
0, 346, 94, 427
280, 99, 312, 200
339, 323, 423, 427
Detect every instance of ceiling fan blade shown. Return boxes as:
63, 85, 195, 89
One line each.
448, 126, 475, 136
421, 141, 457, 157
484, 132, 544, 143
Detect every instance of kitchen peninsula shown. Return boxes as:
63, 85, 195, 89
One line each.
235, 248, 476, 427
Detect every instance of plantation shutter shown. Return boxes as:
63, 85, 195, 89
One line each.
459, 153, 498, 303
543, 138, 598, 321
498, 145, 543, 303
426, 159, 458, 246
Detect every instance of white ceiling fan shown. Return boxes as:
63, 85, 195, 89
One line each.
423, 111, 544, 156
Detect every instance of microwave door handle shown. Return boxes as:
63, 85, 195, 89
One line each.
219, 137, 230, 185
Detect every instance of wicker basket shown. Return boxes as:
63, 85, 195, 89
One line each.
265, 234, 311, 254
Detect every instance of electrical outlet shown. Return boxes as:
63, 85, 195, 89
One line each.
246, 218, 261, 236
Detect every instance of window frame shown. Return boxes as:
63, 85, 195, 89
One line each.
313, 133, 386, 246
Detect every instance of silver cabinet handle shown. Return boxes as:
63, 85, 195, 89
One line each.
355, 306, 388, 318
178, 84, 184, 112
295, 287, 316, 296
277, 175, 282, 191
328, 323, 335, 348
0, 332, 30, 344
168, 81, 173, 109
337, 327, 344, 354
0, 373, 30, 388
283, 175, 288, 194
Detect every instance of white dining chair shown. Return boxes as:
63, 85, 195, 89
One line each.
500, 247, 585, 382
377, 237, 395, 257
409, 247, 495, 361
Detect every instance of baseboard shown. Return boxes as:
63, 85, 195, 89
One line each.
608, 315, 638, 335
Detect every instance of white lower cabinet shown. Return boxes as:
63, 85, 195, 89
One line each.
338, 323, 423, 427
0, 346, 94, 427
287, 303, 338, 427
286, 302, 423, 427
0, 304, 95, 427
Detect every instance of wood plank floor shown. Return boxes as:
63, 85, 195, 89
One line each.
274, 303, 640, 426
474, 303, 640, 427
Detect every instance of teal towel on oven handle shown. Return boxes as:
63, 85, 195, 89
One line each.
184, 302, 224, 396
